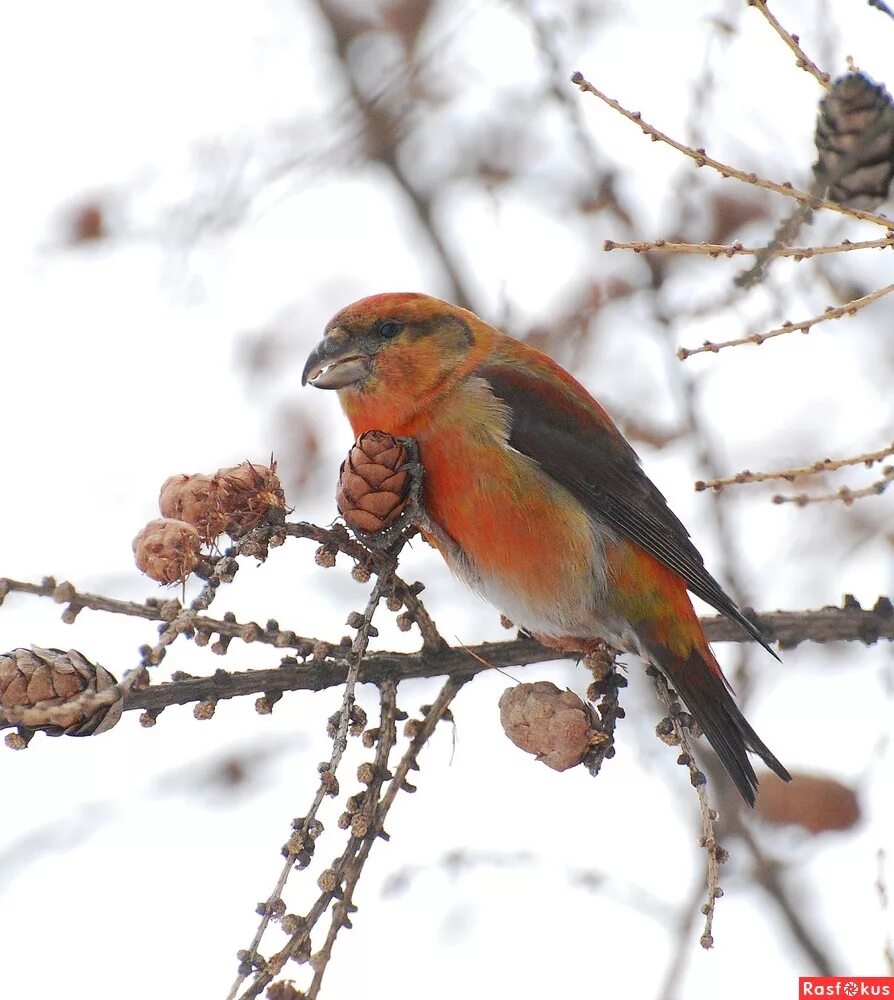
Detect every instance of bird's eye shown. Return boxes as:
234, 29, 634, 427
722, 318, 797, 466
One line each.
378, 320, 402, 339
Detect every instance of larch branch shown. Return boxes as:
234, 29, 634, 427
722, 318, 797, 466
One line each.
570, 72, 893, 230
0, 598, 878, 728
745, 0, 831, 90
772, 467, 894, 506
695, 443, 894, 492
677, 281, 894, 358
604, 236, 894, 259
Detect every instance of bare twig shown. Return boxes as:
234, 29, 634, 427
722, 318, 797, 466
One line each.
772, 466, 894, 505
745, 0, 831, 89
677, 281, 894, 358
604, 236, 894, 258
225, 539, 407, 1000
3, 595, 893, 734
570, 72, 893, 230
41, 606, 894, 723
649, 668, 724, 949
695, 442, 894, 492
737, 822, 836, 975
242, 675, 466, 999
304, 678, 399, 999
733, 185, 826, 289
657, 878, 712, 1000
0, 520, 443, 661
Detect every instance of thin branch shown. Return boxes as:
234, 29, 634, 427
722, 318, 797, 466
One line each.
737, 822, 836, 975
0, 520, 441, 660
772, 466, 894, 506
570, 72, 893, 230
657, 878, 708, 1000
695, 443, 894, 492
745, 0, 831, 89
305, 677, 399, 999
650, 669, 724, 949
3, 599, 887, 731
243, 675, 466, 998
677, 281, 894, 358
604, 236, 894, 258
225, 542, 405, 1000
0, 575, 320, 658
733, 182, 826, 289
698, 749, 840, 976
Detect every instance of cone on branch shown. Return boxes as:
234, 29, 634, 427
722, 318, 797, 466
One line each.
159, 461, 286, 544
814, 72, 894, 210
159, 474, 229, 544
499, 681, 601, 772
133, 518, 201, 584
336, 431, 416, 536
0, 647, 122, 738
212, 460, 287, 538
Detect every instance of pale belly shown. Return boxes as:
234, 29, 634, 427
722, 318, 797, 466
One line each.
419, 452, 630, 645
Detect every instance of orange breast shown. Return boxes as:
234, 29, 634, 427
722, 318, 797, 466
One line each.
350, 381, 600, 633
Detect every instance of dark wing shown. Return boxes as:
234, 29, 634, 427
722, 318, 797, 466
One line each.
479, 354, 778, 659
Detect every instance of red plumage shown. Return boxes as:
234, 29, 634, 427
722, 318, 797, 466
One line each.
303, 293, 790, 805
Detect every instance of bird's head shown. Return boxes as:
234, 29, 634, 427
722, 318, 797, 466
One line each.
302, 292, 495, 430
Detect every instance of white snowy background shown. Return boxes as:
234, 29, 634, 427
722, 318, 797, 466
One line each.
1, 0, 892, 997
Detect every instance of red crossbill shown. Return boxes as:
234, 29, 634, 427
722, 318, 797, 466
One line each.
303, 292, 790, 804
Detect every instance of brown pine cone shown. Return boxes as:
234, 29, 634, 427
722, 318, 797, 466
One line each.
212, 460, 287, 537
498, 681, 598, 772
0, 647, 122, 738
159, 473, 229, 544
337, 431, 413, 535
133, 518, 201, 584
814, 72, 894, 210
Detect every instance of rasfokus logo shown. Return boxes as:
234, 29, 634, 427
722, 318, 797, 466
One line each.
799, 979, 894, 997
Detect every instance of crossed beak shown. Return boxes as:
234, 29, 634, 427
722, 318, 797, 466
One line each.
302, 329, 371, 390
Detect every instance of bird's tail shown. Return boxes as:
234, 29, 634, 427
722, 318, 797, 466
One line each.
642, 639, 791, 807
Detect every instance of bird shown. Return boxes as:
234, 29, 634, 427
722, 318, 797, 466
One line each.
302, 292, 791, 805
